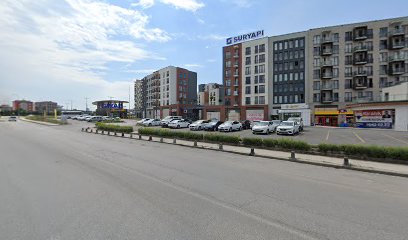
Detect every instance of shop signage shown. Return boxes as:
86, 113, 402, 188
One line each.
102, 102, 123, 109
355, 109, 393, 129
281, 103, 309, 110
226, 30, 264, 45
246, 110, 264, 121
338, 109, 348, 113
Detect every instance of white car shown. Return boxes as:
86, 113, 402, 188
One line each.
143, 119, 161, 126
189, 120, 210, 131
102, 116, 112, 121
276, 121, 300, 135
218, 121, 242, 132
252, 121, 276, 134
168, 119, 190, 129
8, 116, 17, 121
77, 115, 90, 121
287, 117, 304, 131
87, 116, 103, 122
161, 116, 182, 127
137, 118, 150, 124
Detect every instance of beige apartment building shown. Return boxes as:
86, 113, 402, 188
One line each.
308, 16, 408, 126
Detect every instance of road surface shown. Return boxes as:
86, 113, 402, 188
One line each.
1, 120, 407, 240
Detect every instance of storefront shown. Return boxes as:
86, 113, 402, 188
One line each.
92, 100, 128, 118
314, 107, 354, 127
278, 103, 311, 126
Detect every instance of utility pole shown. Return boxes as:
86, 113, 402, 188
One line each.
70, 100, 73, 110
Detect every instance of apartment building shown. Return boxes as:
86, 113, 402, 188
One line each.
197, 83, 224, 106
12, 100, 33, 112
34, 101, 58, 114
134, 80, 143, 118
308, 16, 408, 126
135, 66, 197, 119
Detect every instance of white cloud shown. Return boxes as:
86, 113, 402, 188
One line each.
0, 0, 170, 108
221, 0, 252, 8
160, 0, 204, 12
198, 34, 227, 41
184, 63, 203, 68
131, 0, 155, 9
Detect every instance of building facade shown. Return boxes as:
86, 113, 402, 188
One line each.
134, 80, 143, 118
12, 100, 33, 112
308, 17, 408, 126
34, 101, 58, 114
134, 66, 198, 119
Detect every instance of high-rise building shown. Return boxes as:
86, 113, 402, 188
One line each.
134, 80, 143, 118
134, 66, 198, 119
221, 16, 408, 125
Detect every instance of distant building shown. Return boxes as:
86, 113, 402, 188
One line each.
34, 101, 58, 114
134, 66, 198, 119
92, 100, 129, 118
0, 104, 12, 113
197, 83, 224, 106
12, 100, 34, 112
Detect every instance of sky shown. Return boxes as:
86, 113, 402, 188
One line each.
1, 0, 408, 110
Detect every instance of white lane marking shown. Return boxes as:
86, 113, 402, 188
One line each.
353, 131, 366, 143
325, 130, 330, 141
382, 134, 408, 145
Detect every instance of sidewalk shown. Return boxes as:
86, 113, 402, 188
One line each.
85, 130, 408, 178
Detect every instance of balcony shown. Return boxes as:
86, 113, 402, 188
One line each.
353, 27, 370, 41
389, 67, 406, 75
389, 41, 406, 49
320, 48, 333, 56
353, 78, 368, 90
321, 36, 335, 43
233, 54, 239, 58
233, 73, 239, 77
321, 97, 333, 103
320, 60, 334, 67
321, 72, 333, 79
233, 91, 239, 96
234, 64, 239, 67
353, 70, 367, 77
389, 55, 407, 62
389, 28, 405, 36
321, 83, 334, 90
353, 45, 369, 52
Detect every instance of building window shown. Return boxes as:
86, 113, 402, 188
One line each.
380, 27, 388, 38
259, 65, 265, 73
245, 47, 251, 55
259, 44, 265, 53
274, 96, 278, 104
245, 86, 251, 94
313, 93, 320, 102
245, 67, 251, 75
245, 97, 251, 105
345, 92, 352, 102
259, 75, 265, 83
225, 51, 231, 58
259, 54, 265, 63
345, 31, 352, 41
259, 85, 265, 93
245, 57, 251, 65
255, 45, 259, 53
254, 86, 258, 94
254, 96, 259, 104
245, 77, 251, 84
259, 96, 265, 104
313, 81, 320, 90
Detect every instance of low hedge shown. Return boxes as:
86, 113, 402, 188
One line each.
135, 128, 408, 162
26, 115, 66, 125
95, 122, 133, 133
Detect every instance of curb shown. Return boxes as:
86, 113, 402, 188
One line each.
82, 129, 408, 178
20, 117, 60, 126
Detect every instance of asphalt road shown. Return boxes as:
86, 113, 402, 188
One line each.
1, 120, 408, 240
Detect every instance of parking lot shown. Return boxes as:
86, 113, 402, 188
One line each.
63, 119, 408, 147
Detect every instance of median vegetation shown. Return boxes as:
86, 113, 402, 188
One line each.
95, 122, 133, 133
25, 115, 66, 125
136, 127, 408, 163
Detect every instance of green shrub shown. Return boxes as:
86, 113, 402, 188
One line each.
26, 115, 65, 125
242, 137, 263, 147
203, 134, 241, 144
263, 139, 278, 148
95, 122, 133, 133
318, 143, 342, 153
274, 138, 311, 151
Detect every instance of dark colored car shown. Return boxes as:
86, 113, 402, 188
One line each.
241, 120, 251, 130
204, 121, 223, 131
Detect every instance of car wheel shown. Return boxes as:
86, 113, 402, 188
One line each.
239, 127, 242, 131
198, 126, 201, 131
149, 123, 152, 126
266, 129, 270, 135
229, 127, 232, 132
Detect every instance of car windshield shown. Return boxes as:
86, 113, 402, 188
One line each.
281, 121, 294, 126
255, 122, 269, 126
223, 121, 233, 125
272, 120, 281, 124
193, 120, 203, 124
208, 122, 217, 125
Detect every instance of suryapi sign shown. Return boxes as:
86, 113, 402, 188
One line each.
226, 30, 264, 45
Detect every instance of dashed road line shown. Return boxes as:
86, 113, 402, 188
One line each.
325, 130, 330, 141
381, 134, 408, 145
353, 131, 366, 143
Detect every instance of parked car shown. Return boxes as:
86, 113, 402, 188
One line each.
142, 119, 161, 126
77, 115, 90, 121
84, 116, 93, 121
241, 120, 252, 130
87, 116, 103, 122
168, 119, 190, 129
8, 116, 17, 121
287, 117, 304, 131
270, 120, 282, 131
102, 116, 112, 121
252, 121, 276, 135
203, 121, 223, 131
218, 121, 242, 132
137, 118, 150, 124
189, 120, 210, 131
276, 121, 300, 135
250, 120, 260, 129
161, 116, 182, 127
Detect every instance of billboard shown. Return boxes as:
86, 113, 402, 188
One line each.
226, 30, 264, 45
355, 109, 394, 129
246, 109, 264, 121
